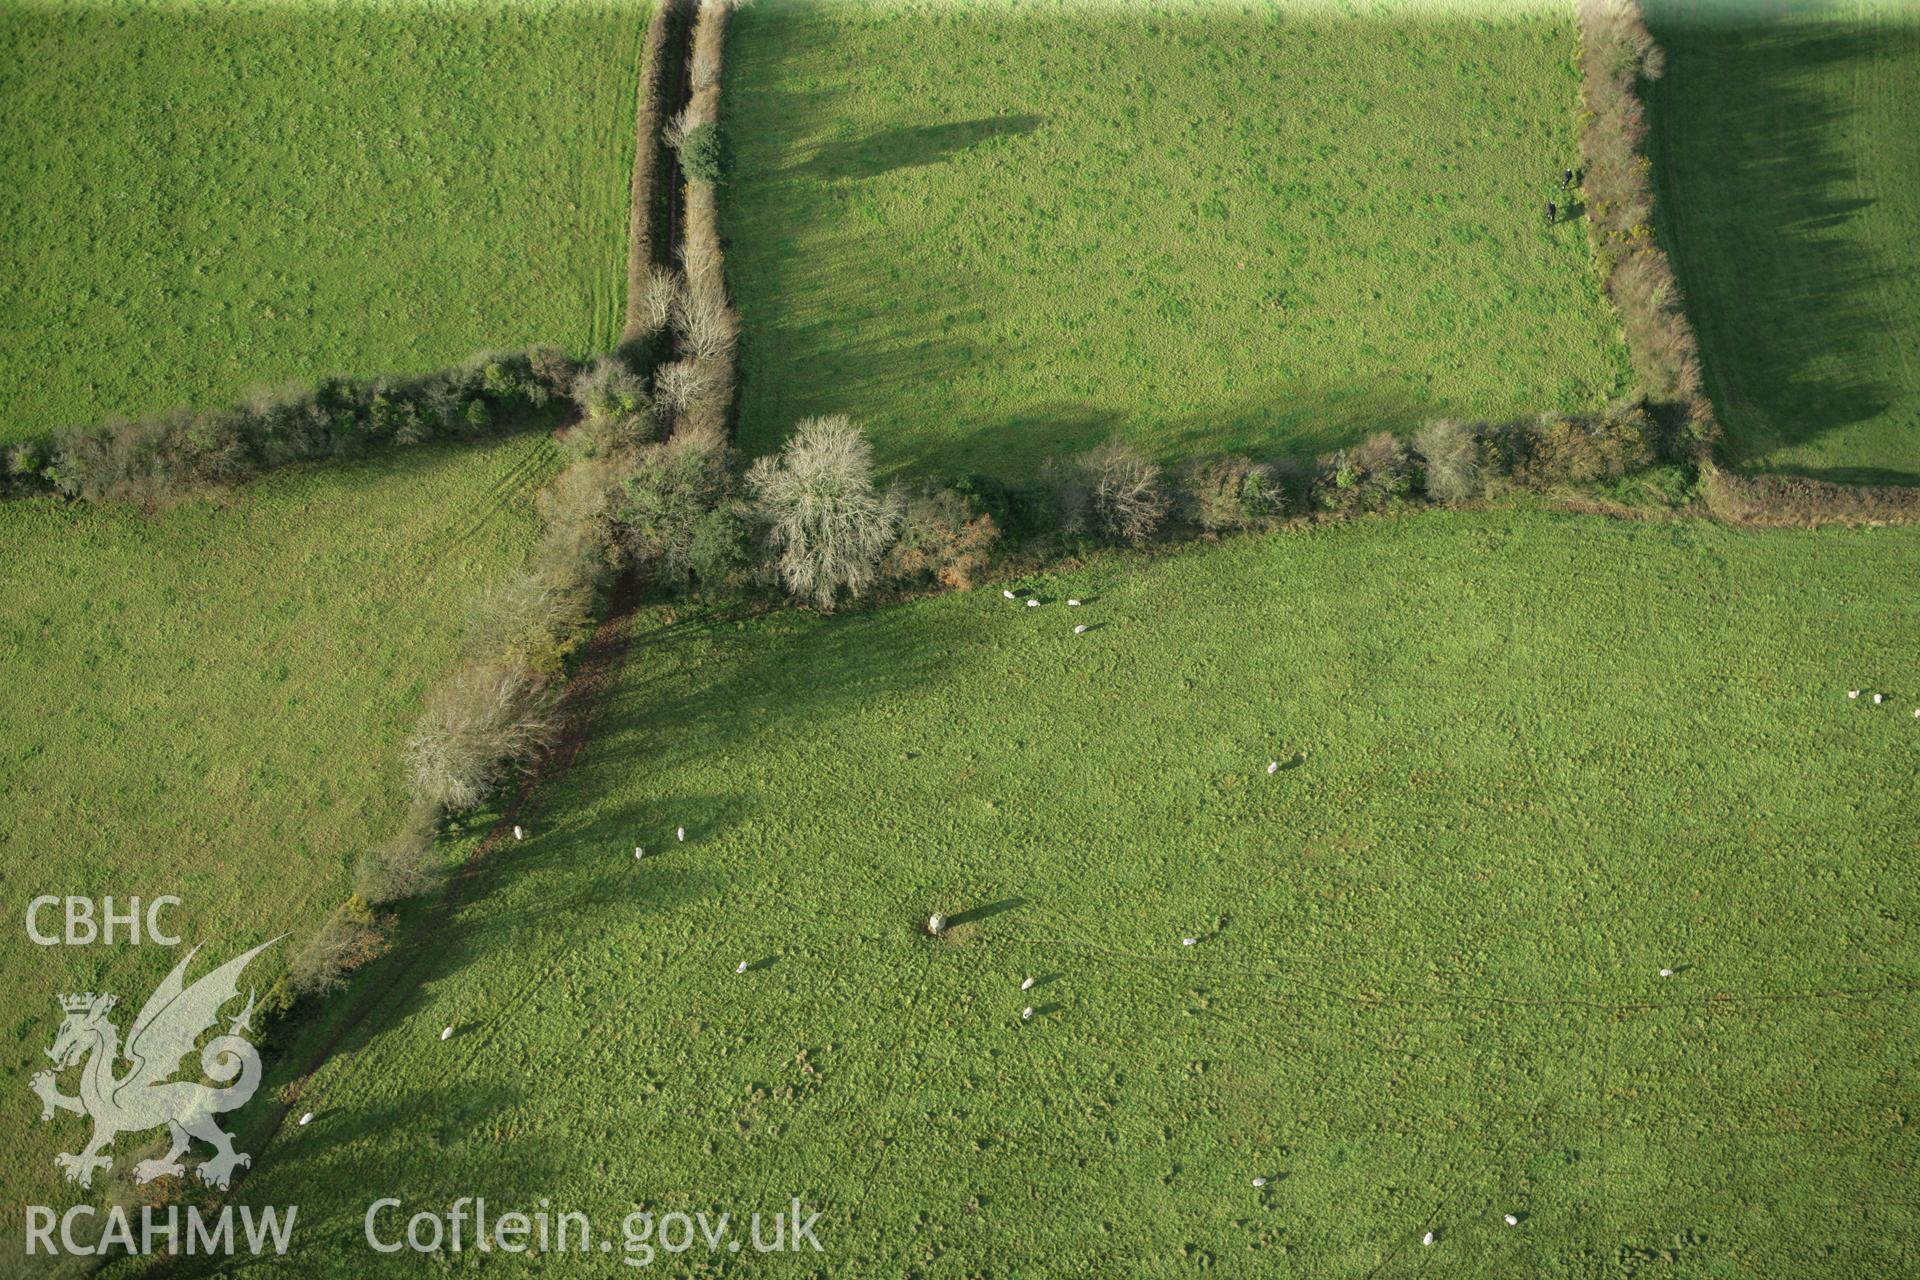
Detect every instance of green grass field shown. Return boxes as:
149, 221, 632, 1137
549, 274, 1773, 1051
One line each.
724, 0, 1633, 478
201, 511, 1919, 1276
0, 0, 649, 445
0, 435, 557, 1240
1649, 0, 1920, 483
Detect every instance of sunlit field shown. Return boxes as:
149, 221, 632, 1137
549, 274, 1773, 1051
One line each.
201, 512, 1920, 1277
725, 0, 1633, 477
0, 0, 650, 444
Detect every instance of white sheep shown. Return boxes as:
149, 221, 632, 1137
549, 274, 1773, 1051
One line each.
1267, 760, 1279, 775
1068, 599, 1082, 607
298, 1112, 314, 1127
1252, 1177, 1267, 1188
735, 961, 748, 974
1074, 624, 1089, 634
1021, 1006, 1035, 1021
1659, 968, 1674, 978
1422, 1231, 1435, 1246
1021, 976, 1036, 991
1873, 692, 1885, 704
1503, 1214, 1519, 1227
1003, 589, 1016, 600
440, 1026, 453, 1041
634, 846, 644, 860
512, 825, 524, 841
676, 826, 686, 842
1182, 937, 1198, 947
1027, 599, 1040, 608
1848, 690, 1861, 699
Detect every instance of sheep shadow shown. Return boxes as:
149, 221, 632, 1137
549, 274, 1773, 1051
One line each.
947, 897, 1026, 929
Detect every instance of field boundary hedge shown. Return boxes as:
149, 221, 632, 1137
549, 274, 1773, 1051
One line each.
622, 0, 692, 347
1575, 0, 1718, 461
671, 0, 739, 446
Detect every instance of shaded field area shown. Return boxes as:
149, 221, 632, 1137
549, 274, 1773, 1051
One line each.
724, 0, 1632, 478
0, 435, 558, 1237
1648, 0, 1920, 482
0, 0, 650, 445
201, 512, 1918, 1276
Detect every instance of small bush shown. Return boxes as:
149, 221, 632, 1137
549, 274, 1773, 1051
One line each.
643, 267, 679, 338
880, 485, 1002, 591
614, 435, 739, 591
746, 416, 900, 609
353, 800, 445, 905
652, 358, 717, 419
669, 118, 728, 185
1077, 442, 1170, 544
1412, 420, 1486, 502
406, 661, 561, 814
461, 569, 596, 681
287, 907, 392, 998
1315, 432, 1412, 514
1501, 407, 1657, 485
1177, 454, 1287, 532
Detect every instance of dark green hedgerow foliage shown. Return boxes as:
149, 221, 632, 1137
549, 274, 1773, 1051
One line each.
21, 346, 578, 503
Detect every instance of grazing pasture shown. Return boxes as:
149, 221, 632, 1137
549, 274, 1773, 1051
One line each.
724, 0, 1633, 477
211, 512, 1919, 1276
1648, 0, 1920, 482
0, 0, 650, 445
0, 435, 557, 1236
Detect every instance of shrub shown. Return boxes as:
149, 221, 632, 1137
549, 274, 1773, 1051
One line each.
353, 800, 444, 905
643, 267, 679, 338
405, 661, 561, 814
287, 907, 392, 998
1177, 454, 1286, 532
1315, 432, 1412, 514
880, 484, 1002, 591
671, 280, 739, 362
668, 117, 728, 185
746, 415, 901, 609
614, 435, 739, 591
1412, 420, 1486, 502
567, 354, 657, 457
461, 568, 596, 681
652, 358, 717, 419
1501, 407, 1657, 485
1076, 442, 1170, 544
6, 441, 43, 476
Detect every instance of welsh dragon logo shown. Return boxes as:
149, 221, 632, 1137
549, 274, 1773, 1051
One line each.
30, 940, 278, 1191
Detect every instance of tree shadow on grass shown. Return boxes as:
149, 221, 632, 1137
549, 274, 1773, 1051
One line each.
792, 115, 1044, 181
1645, 7, 1901, 478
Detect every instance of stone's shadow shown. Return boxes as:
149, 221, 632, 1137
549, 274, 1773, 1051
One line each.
947, 898, 1026, 929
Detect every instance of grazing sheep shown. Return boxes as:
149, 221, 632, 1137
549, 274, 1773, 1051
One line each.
1659, 968, 1674, 978
1021, 976, 1036, 990
441, 1026, 453, 1041
1021, 1006, 1035, 1021
1849, 690, 1861, 699
1068, 599, 1082, 607
1026, 599, 1040, 608
676, 826, 686, 842
1182, 937, 1198, 946
1074, 624, 1089, 634
1003, 590, 1017, 600
1873, 692, 1885, 704
1504, 1214, 1519, 1226
634, 846, 644, 860
1913, 708, 1919, 719
736, 961, 748, 974
1252, 1177, 1267, 1188
299, 1112, 314, 1127
1267, 760, 1279, 775
512, 825, 523, 841
1422, 1231, 1435, 1246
